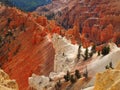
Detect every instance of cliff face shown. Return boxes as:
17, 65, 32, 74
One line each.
52, 34, 78, 72
0, 69, 18, 90
0, 5, 58, 90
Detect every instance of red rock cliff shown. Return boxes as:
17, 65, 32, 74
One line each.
0, 6, 56, 90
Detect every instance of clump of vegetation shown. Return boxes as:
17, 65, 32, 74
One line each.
64, 71, 71, 82
89, 44, 96, 58
45, 13, 55, 20
63, 68, 89, 84
5, 30, 13, 37
75, 70, 81, 79
102, 46, 110, 56
109, 62, 114, 69
98, 50, 101, 56
77, 44, 82, 60
105, 65, 109, 69
105, 61, 114, 69
91, 44, 96, 53
84, 48, 89, 60
89, 52, 93, 58
70, 75, 76, 84
55, 80, 62, 90
83, 67, 88, 79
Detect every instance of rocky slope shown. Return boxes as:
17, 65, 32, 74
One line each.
0, 4, 82, 90
0, 69, 18, 90
35, 0, 120, 46
0, 1, 120, 90
28, 35, 120, 90
0, 5, 64, 90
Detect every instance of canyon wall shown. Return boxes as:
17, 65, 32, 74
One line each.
35, 0, 120, 46
0, 5, 56, 90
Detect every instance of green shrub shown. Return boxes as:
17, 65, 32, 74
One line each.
75, 70, 81, 79
109, 62, 114, 69
83, 67, 88, 79
64, 71, 70, 82
98, 50, 101, 56
77, 44, 82, 59
91, 44, 96, 53
84, 48, 89, 60
102, 46, 110, 56
89, 52, 93, 58
70, 75, 76, 84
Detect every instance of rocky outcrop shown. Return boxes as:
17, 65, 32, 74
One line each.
0, 69, 18, 90
94, 69, 120, 90
52, 34, 78, 72
29, 74, 50, 90
94, 60, 120, 90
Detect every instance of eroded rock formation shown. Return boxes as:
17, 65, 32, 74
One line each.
52, 34, 78, 72
28, 43, 120, 90
94, 60, 120, 90
0, 69, 18, 90
0, 5, 57, 90
35, 0, 120, 46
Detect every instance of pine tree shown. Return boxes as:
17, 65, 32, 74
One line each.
64, 71, 71, 82
83, 66, 88, 79
77, 44, 82, 59
70, 75, 76, 84
56, 80, 62, 88
109, 62, 114, 69
75, 70, 81, 79
91, 44, 96, 53
105, 65, 109, 69
7, 18, 12, 26
102, 46, 110, 56
98, 50, 101, 56
84, 48, 89, 60
89, 52, 93, 58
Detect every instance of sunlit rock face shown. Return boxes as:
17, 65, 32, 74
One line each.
52, 34, 78, 72
84, 45, 120, 87
0, 69, 18, 90
29, 74, 50, 90
94, 60, 120, 90
28, 72, 66, 90
94, 70, 120, 90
